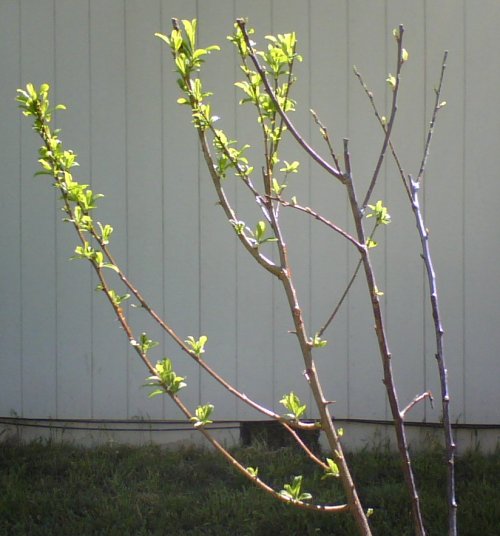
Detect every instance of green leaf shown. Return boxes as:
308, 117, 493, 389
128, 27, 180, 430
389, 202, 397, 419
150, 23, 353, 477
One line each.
98, 222, 113, 245
246, 467, 259, 477
386, 74, 397, 91
280, 476, 312, 502
310, 333, 328, 348
253, 220, 277, 246
148, 389, 164, 399
280, 392, 307, 420
185, 335, 208, 357
322, 458, 340, 479
144, 358, 187, 396
107, 289, 130, 306
374, 285, 384, 297
139, 332, 159, 355
271, 178, 286, 195
230, 219, 247, 235
366, 200, 391, 225
190, 404, 214, 427
279, 160, 299, 174
183, 19, 197, 51
255, 221, 266, 242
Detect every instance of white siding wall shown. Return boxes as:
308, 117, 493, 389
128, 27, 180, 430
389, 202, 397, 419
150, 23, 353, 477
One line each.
1, 1, 499, 427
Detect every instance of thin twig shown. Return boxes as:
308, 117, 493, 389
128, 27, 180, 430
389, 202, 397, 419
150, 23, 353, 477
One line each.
270, 197, 365, 252
353, 66, 412, 202
310, 109, 343, 172
401, 391, 434, 419
361, 25, 404, 209
317, 259, 362, 339
417, 51, 448, 184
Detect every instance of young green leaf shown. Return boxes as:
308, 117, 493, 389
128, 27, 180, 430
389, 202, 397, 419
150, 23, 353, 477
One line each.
144, 358, 186, 396
386, 74, 397, 91
190, 404, 214, 427
310, 333, 328, 348
139, 332, 159, 355
271, 178, 287, 195
367, 200, 391, 225
98, 222, 113, 245
230, 219, 247, 235
107, 289, 130, 307
253, 220, 277, 246
280, 475, 312, 502
280, 392, 307, 420
246, 467, 259, 478
279, 160, 300, 174
322, 458, 340, 479
373, 285, 384, 297
185, 335, 208, 357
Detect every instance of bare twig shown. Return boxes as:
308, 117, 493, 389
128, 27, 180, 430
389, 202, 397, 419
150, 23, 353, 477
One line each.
417, 51, 448, 184
317, 258, 362, 339
310, 109, 343, 173
361, 24, 404, 210
401, 391, 434, 419
270, 197, 365, 252
353, 66, 412, 202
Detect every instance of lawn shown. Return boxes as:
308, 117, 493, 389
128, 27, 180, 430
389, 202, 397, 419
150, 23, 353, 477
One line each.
0, 439, 498, 535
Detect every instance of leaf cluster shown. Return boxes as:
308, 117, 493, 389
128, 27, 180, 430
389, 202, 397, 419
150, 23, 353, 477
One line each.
17, 83, 118, 275
191, 404, 214, 428
279, 475, 312, 502
280, 392, 307, 421
185, 335, 208, 357
366, 200, 391, 226
156, 20, 220, 132
144, 358, 187, 397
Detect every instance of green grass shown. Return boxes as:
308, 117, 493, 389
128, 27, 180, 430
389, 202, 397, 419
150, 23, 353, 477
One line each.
0, 439, 498, 535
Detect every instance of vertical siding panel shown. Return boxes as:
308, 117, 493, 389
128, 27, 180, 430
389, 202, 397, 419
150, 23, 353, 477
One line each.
160, 0, 200, 418
198, 1, 239, 419
234, 0, 276, 419
425, 1, 466, 423
90, 0, 128, 418
309, 0, 350, 419
54, 0, 92, 419
124, 0, 164, 419
20, 0, 57, 417
2, 0, 500, 432
271, 0, 313, 418
0, 1, 22, 415
347, 0, 387, 420
385, 1, 426, 422
464, 2, 500, 423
